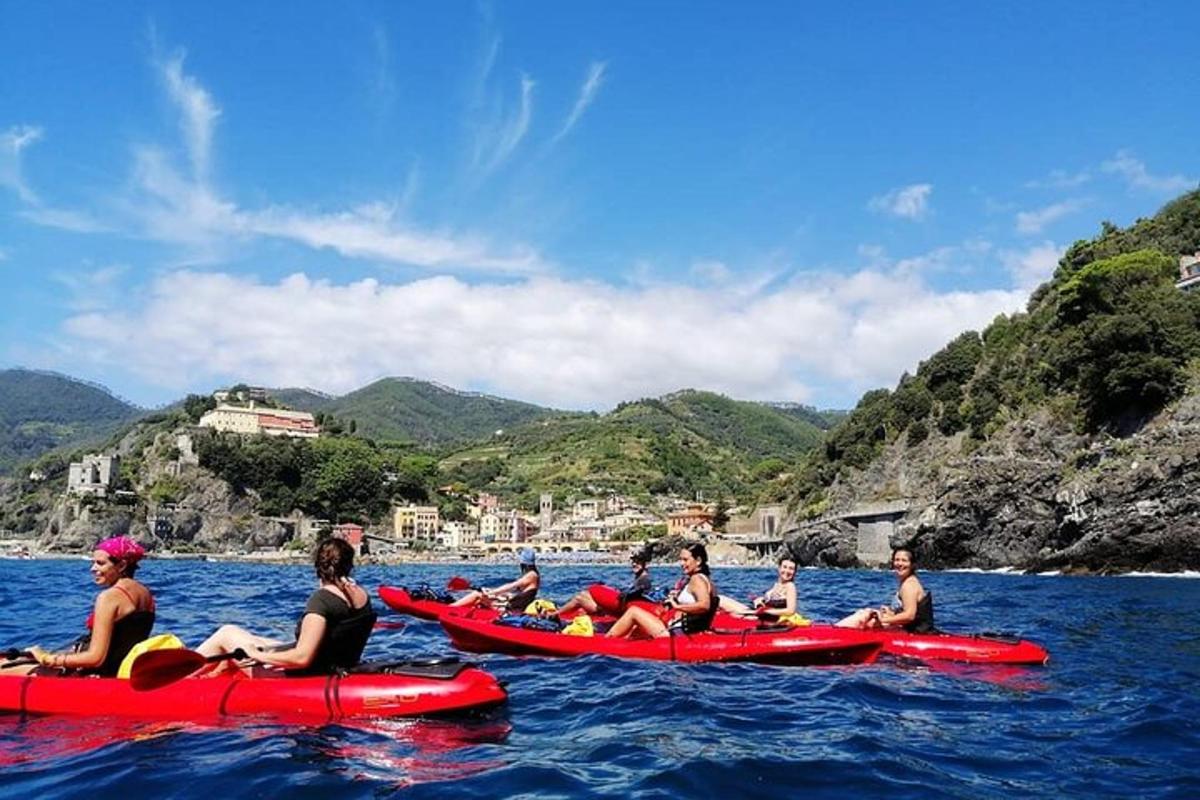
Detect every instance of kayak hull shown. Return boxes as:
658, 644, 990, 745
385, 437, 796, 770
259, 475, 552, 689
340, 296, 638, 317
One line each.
0, 664, 507, 721
865, 630, 1049, 665
378, 585, 455, 621
439, 612, 882, 666
589, 583, 1049, 665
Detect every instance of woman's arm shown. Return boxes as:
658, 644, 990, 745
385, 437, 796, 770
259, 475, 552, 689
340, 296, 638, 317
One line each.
490, 572, 536, 597
36, 591, 121, 670
249, 614, 327, 669
879, 581, 920, 627
760, 583, 797, 618
668, 575, 711, 615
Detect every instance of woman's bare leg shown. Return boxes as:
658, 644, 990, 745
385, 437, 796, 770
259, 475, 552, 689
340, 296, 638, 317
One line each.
195, 624, 282, 658
719, 596, 754, 616
605, 606, 668, 639
451, 590, 484, 608
836, 609, 879, 629
558, 590, 598, 617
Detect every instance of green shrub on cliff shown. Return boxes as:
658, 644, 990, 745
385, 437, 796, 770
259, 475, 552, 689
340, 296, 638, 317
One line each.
785, 188, 1200, 513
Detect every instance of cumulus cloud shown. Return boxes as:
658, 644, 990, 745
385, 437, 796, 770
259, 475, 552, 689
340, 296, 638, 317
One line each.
1015, 199, 1085, 235
58, 258, 1029, 410
868, 183, 932, 220
1001, 241, 1063, 292
1102, 151, 1195, 194
1, 124, 44, 203
552, 61, 606, 144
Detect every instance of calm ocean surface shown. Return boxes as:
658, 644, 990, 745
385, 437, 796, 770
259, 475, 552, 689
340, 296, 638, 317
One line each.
1, 559, 1198, 798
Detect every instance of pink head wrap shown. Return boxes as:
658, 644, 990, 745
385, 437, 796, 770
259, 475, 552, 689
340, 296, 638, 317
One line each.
96, 535, 146, 563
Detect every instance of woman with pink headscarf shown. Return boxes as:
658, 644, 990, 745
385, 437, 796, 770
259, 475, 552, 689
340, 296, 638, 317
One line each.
0, 535, 156, 677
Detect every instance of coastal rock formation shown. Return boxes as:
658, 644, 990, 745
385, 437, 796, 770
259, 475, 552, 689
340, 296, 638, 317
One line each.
797, 391, 1200, 573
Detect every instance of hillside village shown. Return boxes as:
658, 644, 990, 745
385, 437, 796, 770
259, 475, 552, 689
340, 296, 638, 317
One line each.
5, 385, 791, 563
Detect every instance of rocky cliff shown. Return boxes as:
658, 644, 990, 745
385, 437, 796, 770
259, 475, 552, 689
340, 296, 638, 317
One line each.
786, 377, 1200, 573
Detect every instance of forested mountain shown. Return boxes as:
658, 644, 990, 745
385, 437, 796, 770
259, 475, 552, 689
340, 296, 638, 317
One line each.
441, 390, 827, 507
780, 189, 1200, 573
278, 377, 556, 446
0, 369, 142, 474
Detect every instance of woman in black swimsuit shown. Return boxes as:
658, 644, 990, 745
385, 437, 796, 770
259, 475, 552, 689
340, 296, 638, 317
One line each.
196, 537, 376, 675
451, 548, 541, 613
719, 556, 799, 620
1, 535, 156, 677
606, 543, 718, 639
837, 547, 934, 633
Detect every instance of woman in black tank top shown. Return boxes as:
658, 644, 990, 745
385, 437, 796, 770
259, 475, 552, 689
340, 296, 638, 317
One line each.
196, 538, 375, 675
606, 543, 717, 639
2, 535, 156, 677
450, 548, 541, 613
837, 547, 934, 633
718, 556, 799, 620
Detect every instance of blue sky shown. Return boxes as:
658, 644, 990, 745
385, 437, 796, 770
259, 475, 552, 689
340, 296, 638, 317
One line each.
2, 2, 1197, 410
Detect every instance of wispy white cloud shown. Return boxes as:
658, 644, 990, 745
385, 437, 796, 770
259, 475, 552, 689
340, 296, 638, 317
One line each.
868, 183, 932, 221
552, 61, 607, 144
157, 52, 221, 181
1015, 199, 1085, 235
52, 264, 129, 311
1102, 150, 1195, 194
473, 72, 535, 174
1024, 169, 1090, 190
1, 124, 44, 203
243, 203, 544, 273
369, 24, 398, 116
2, 125, 112, 232
58, 246, 1031, 409
3, 44, 542, 274
19, 207, 111, 234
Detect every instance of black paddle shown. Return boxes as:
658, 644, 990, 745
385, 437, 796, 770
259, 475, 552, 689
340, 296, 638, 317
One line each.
129, 647, 248, 691
1, 648, 34, 669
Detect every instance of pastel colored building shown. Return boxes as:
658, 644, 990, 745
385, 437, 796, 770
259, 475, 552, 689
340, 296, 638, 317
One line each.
199, 404, 319, 438
393, 505, 441, 546
667, 505, 715, 538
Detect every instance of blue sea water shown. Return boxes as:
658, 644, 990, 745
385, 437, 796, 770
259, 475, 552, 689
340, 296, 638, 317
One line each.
1, 559, 1198, 799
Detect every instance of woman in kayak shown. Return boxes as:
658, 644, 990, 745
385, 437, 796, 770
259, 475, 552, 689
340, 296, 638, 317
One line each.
0, 535, 155, 677
718, 556, 799, 620
605, 543, 717, 639
195, 537, 376, 675
451, 547, 541, 613
837, 546, 934, 633
556, 549, 653, 616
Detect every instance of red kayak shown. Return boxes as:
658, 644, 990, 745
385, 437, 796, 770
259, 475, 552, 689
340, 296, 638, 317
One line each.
378, 585, 459, 621
439, 610, 882, 666
0, 660, 507, 721
588, 583, 1048, 665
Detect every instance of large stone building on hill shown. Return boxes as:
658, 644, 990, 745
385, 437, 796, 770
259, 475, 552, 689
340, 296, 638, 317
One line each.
199, 403, 319, 438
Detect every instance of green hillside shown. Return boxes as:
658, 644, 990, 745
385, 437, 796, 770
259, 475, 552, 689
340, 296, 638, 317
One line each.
299, 377, 556, 446
269, 387, 335, 411
785, 189, 1200, 515
0, 369, 142, 474
441, 389, 827, 506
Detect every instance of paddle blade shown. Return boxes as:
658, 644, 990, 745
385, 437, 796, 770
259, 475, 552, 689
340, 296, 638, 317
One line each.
129, 648, 207, 691
447, 576, 474, 591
